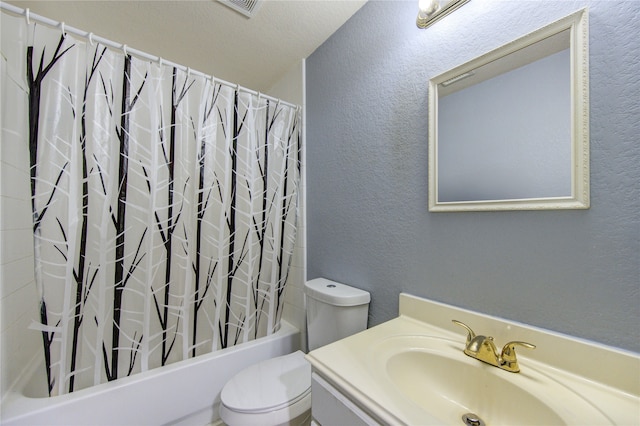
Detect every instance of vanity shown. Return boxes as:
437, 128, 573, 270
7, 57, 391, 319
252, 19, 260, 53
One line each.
305, 293, 640, 425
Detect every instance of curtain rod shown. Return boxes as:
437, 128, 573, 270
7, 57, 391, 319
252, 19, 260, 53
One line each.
0, 1, 299, 111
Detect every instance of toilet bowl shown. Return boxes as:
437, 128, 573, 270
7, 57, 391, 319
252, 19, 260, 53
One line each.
219, 278, 370, 425
219, 351, 311, 426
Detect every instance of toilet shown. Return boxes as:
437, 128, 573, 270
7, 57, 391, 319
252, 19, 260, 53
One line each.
219, 278, 370, 426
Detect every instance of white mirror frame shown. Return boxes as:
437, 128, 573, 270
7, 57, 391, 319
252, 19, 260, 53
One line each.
428, 9, 589, 212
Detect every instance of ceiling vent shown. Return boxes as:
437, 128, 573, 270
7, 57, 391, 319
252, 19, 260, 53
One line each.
217, 0, 263, 18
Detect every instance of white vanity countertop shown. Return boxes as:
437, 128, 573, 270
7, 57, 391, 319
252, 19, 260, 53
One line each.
305, 293, 640, 426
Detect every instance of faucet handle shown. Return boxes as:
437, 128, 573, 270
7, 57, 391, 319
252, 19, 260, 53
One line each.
452, 320, 476, 345
500, 341, 536, 372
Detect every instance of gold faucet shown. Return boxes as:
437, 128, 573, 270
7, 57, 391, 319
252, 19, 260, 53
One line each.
452, 320, 535, 373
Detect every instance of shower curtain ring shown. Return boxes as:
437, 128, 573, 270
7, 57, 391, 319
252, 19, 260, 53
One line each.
122, 44, 128, 56
60, 22, 66, 38
88, 32, 95, 46
25, 8, 30, 25
158, 57, 164, 67
186, 67, 191, 77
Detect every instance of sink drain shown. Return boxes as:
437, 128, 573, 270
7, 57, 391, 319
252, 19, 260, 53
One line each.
461, 413, 486, 426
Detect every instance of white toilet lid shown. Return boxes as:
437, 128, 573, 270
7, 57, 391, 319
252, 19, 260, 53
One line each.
221, 350, 311, 414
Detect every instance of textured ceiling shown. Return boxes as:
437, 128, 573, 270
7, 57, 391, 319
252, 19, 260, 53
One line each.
7, 0, 368, 92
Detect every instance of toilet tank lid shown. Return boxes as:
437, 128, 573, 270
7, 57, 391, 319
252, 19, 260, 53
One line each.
305, 278, 370, 306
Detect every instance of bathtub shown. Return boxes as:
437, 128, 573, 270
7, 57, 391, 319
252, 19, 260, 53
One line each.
1, 320, 300, 426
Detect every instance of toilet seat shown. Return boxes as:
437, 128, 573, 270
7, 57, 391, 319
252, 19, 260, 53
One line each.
220, 350, 311, 422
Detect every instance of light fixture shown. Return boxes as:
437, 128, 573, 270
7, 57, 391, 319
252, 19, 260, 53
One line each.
417, 0, 470, 29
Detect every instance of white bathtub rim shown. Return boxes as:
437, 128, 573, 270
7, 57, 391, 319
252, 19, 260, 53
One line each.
1, 319, 300, 424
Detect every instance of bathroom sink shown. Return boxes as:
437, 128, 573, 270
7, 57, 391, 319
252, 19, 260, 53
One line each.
306, 295, 639, 426
371, 336, 613, 425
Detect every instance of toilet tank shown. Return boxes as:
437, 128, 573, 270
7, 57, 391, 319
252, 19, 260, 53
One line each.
305, 278, 371, 351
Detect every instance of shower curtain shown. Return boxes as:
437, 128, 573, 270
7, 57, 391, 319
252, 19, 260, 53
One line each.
1, 11, 301, 396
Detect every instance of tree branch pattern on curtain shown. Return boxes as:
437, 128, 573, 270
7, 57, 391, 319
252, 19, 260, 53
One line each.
1, 13, 302, 396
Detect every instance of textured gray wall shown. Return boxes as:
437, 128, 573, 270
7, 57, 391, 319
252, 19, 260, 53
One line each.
306, 0, 640, 352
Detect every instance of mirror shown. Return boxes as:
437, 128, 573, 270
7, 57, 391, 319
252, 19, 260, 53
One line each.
428, 9, 589, 212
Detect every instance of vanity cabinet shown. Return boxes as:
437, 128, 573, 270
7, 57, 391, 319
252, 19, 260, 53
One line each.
310, 372, 379, 426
